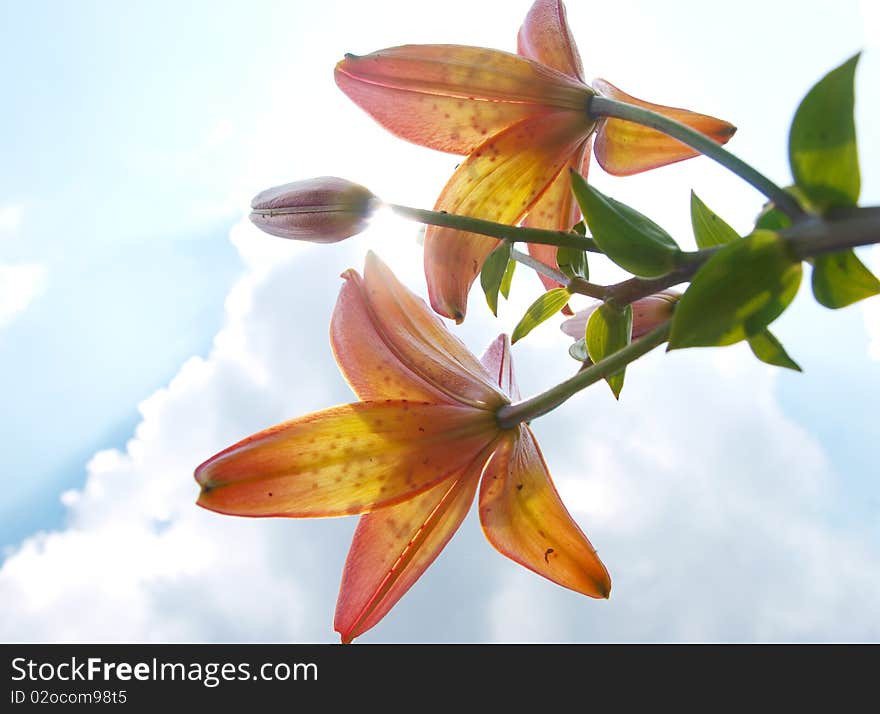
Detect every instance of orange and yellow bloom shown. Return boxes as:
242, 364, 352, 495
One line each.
335, 0, 735, 322
195, 252, 609, 643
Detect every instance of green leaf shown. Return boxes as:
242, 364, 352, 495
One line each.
568, 338, 589, 362
789, 53, 861, 211
480, 241, 511, 316
690, 191, 740, 248
557, 246, 589, 280
811, 248, 880, 308
586, 303, 633, 399
500, 258, 516, 300
571, 220, 587, 236
748, 330, 802, 372
511, 287, 571, 343
570, 171, 681, 277
669, 230, 803, 349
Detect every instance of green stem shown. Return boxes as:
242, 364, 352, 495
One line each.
589, 95, 807, 222
389, 204, 600, 252
496, 322, 671, 428
510, 248, 569, 284
510, 249, 608, 298
783, 206, 880, 259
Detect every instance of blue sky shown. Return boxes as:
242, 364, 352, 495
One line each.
1, 0, 878, 642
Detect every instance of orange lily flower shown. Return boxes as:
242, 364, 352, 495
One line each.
334, 0, 735, 322
195, 252, 610, 643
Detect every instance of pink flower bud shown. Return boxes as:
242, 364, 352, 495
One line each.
631, 290, 680, 338
561, 290, 680, 340
249, 177, 377, 243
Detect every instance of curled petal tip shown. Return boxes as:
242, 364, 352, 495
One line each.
517, 0, 584, 82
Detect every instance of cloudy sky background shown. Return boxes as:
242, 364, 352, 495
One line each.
1, 0, 878, 642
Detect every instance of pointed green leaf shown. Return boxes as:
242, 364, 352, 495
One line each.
499, 257, 516, 300
511, 287, 571, 343
568, 338, 589, 362
557, 246, 589, 280
571, 220, 587, 236
811, 248, 880, 309
480, 241, 511, 316
669, 230, 803, 349
586, 303, 633, 399
789, 54, 861, 211
748, 330, 802, 371
570, 171, 681, 277
690, 191, 740, 248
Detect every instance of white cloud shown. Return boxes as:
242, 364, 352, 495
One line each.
0, 204, 24, 233
0, 263, 46, 328
1, 0, 877, 642
864, 246, 880, 359
861, 0, 880, 48
1, 214, 878, 643
204, 119, 235, 150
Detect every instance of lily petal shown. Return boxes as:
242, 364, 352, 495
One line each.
593, 78, 737, 176
330, 264, 456, 405
479, 334, 521, 400
335, 45, 590, 153
517, 0, 584, 81
196, 401, 496, 518
479, 426, 611, 598
334, 453, 485, 644
424, 110, 595, 321
522, 139, 591, 292
342, 252, 505, 409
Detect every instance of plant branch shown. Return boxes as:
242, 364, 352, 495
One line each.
580, 206, 880, 307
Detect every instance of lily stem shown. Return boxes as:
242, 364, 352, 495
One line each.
496, 322, 672, 428
510, 248, 569, 284
589, 95, 807, 222
510, 249, 615, 299
389, 204, 600, 252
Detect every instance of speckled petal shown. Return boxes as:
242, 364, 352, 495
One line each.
517, 0, 584, 81
331, 266, 456, 405
335, 252, 506, 409
195, 401, 497, 518
479, 426, 611, 598
593, 78, 737, 176
522, 138, 591, 292
335, 45, 590, 152
424, 110, 594, 321
334, 453, 485, 644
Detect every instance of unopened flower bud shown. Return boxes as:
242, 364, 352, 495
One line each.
249, 177, 378, 243
561, 290, 680, 340
631, 290, 680, 338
